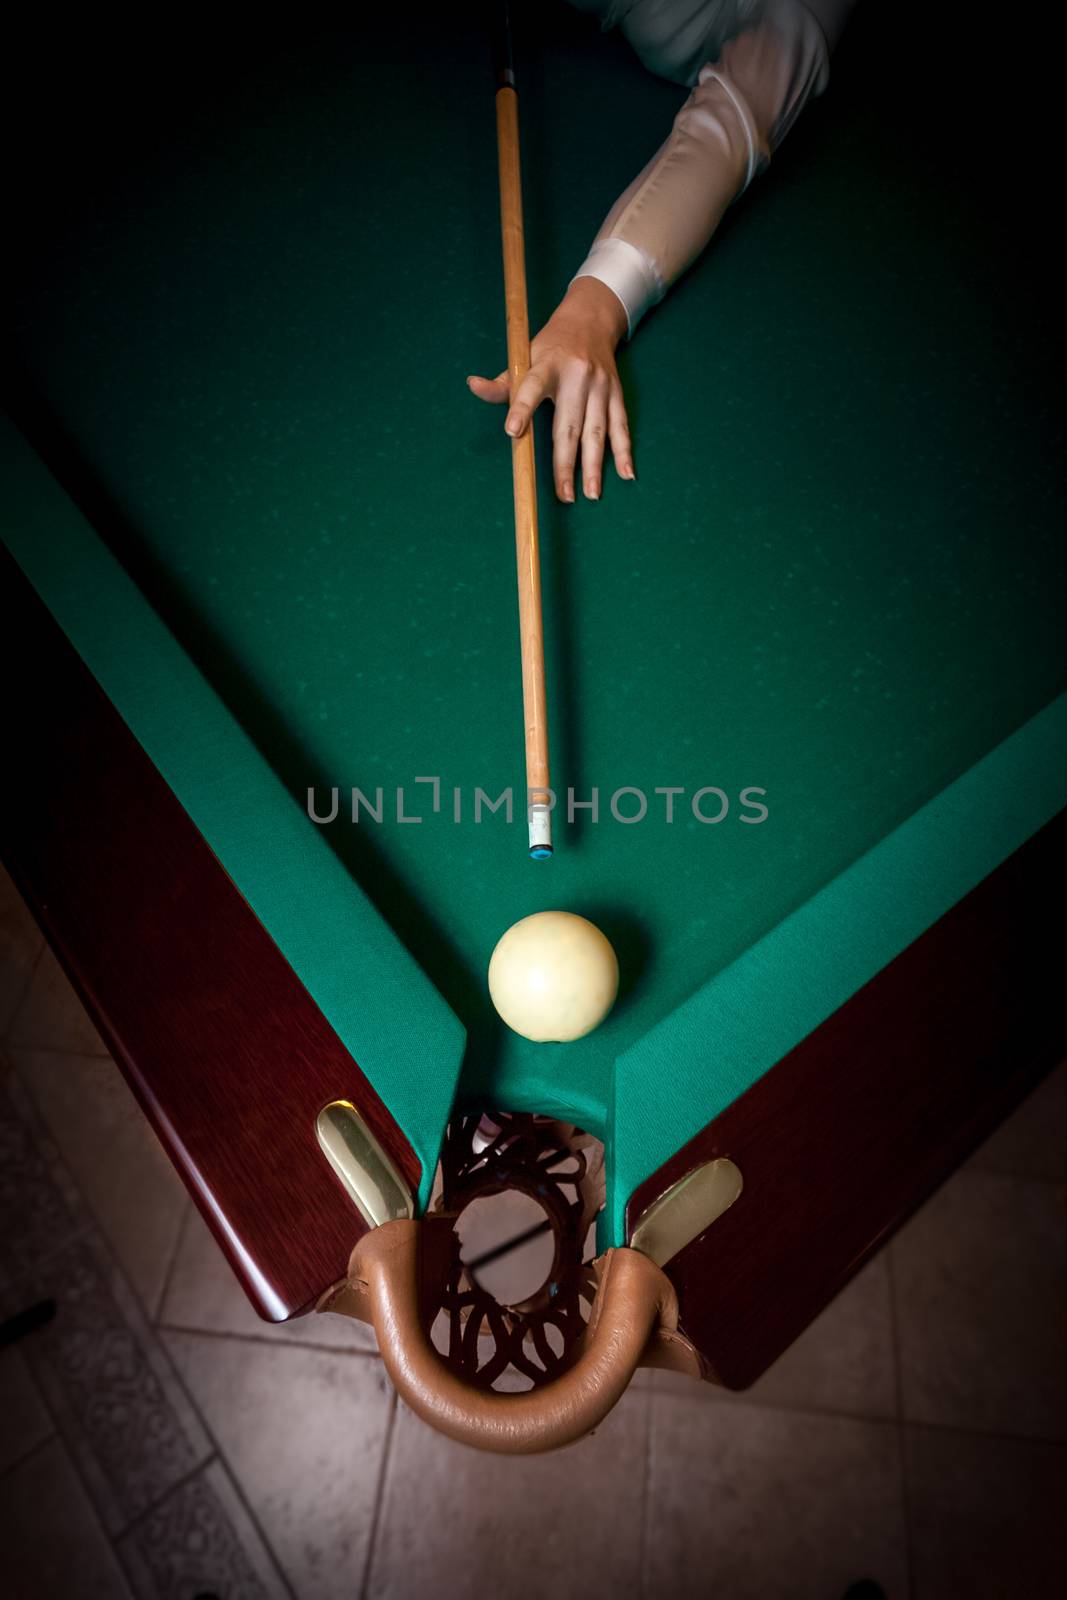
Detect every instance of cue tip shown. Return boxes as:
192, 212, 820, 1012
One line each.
529, 844, 553, 860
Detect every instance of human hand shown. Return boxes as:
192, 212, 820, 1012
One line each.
467, 276, 634, 502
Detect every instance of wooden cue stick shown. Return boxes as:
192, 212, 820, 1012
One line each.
493, 19, 553, 859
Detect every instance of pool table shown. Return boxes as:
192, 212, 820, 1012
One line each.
3, 4, 1065, 1403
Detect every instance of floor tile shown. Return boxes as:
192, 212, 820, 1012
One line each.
906, 1425, 1067, 1599
159, 1205, 377, 1351
645, 1392, 906, 1600
453, 1184, 560, 1310
0, 1344, 53, 1475
369, 1389, 650, 1600
0, 1437, 133, 1598
891, 1169, 1067, 1439
0, 865, 43, 1036
0, 1070, 87, 1292
14, 1231, 211, 1535
8, 944, 109, 1057
655, 1254, 896, 1420
12, 1049, 189, 1318
165, 1329, 393, 1600
117, 1458, 290, 1600
968, 1059, 1067, 1181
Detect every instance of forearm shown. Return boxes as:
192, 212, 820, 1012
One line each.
572, 0, 849, 335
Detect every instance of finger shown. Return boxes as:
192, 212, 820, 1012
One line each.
608, 381, 636, 480
552, 366, 593, 503
505, 365, 553, 438
467, 371, 509, 404
580, 378, 610, 500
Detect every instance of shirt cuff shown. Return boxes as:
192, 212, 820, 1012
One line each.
568, 238, 665, 338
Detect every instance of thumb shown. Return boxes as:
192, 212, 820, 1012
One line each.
466, 370, 509, 404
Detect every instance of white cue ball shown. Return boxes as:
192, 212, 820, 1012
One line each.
488, 911, 619, 1043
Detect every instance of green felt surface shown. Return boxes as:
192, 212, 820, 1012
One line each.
6, 9, 1066, 1239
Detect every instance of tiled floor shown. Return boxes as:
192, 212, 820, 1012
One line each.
1, 864, 1064, 1599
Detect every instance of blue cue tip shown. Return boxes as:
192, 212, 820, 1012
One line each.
529, 845, 553, 860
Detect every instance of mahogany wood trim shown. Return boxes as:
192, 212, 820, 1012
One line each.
627, 809, 1067, 1387
1, 550, 420, 1322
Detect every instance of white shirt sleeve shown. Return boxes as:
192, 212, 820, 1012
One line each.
571, 0, 852, 335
